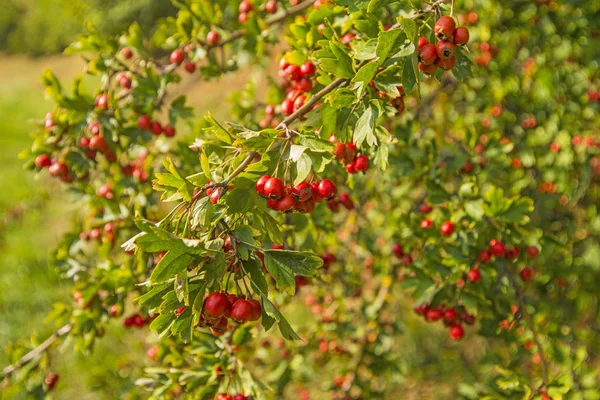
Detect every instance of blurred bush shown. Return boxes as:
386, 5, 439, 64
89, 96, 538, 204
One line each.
0, 0, 176, 56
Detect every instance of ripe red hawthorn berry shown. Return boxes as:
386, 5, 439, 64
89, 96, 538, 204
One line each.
440, 221, 455, 236
232, 394, 249, 400
520, 267, 534, 281
170, 49, 185, 65
467, 268, 481, 282
265, 0, 277, 13
354, 154, 369, 172
418, 61, 438, 75
231, 299, 253, 322
281, 98, 294, 115
419, 203, 433, 214
340, 33, 355, 45
402, 255, 413, 265
310, 181, 323, 202
418, 37, 429, 49
434, 16, 456, 40
44, 372, 59, 391
420, 218, 433, 229
443, 308, 458, 322
436, 55, 456, 70
206, 31, 220, 45
263, 177, 284, 199
163, 124, 176, 137
327, 199, 339, 212
317, 179, 337, 200
295, 77, 312, 92
118, 74, 132, 89
413, 305, 429, 315
300, 61, 316, 77
436, 40, 456, 59
418, 43, 438, 65
292, 182, 312, 202
293, 93, 307, 110
239, 0, 253, 13
453, 26, 470, 45
209, 187, 223, 204
526, 246, 539, 259
267, 198, 279, 209
248, 299, 262, 321
89, 135, 108, 152
449, 324, 465, 340
392, 243, 403, 258
150, 121, 163, 136
277, 193, 297, 213
175, 306, 187, 316
35, 154, 52, 168
338, 192, 354, 210
285, 64, 302, 81
478, 249, 492, 263
333, 142, 347, 160
49, 161, 68, 178
184, 60, 196, 73
489, 239, 506, 256
217, 394, 232, 400
426, 308, 443, 321
255, 175, 271, 196
137, 114, 152, 130
95, 93, 109, 110
540, 394, 551, 400
265, 104, 275, 116
121, 47, 133, 59
238, 12, 249, 23
203, 292, 229, 318
109, 304, 121, 317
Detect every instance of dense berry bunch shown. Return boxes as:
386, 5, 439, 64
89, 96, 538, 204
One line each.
413, 304, 475, 340
255, 175, 337, 214
199, 291, 262, 336
417, 16, 470, 75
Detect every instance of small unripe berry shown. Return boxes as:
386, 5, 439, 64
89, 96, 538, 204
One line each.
121, 47, 133, 59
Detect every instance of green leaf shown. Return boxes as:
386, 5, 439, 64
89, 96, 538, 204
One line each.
200, 150, 211, 181
376, 28, 404, 63
402, 53, 418, 93
261, 296, 301, 340
262, 250, 323, 295
294, 153, 312, 185
353, 102, 378, 147
465, 199, 484, 221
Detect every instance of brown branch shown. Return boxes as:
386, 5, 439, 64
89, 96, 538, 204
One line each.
1, 324, 72, 380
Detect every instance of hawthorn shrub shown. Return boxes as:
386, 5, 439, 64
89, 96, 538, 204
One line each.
4, 0, 600, 398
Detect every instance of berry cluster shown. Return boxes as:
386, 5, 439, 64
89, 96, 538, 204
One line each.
413, 304, 475, 340
417, 16, 470, 74
278, 59, 316, 116
478, 240, 539, 281
215, 393, 249, 400
79, 221, 118, 245
391, 243, 414, 266
199, 292, 261, 336
123, 313, 154, 328
137, 114, 176, 138
326, 192, 354, 212
120, 152, 150, 182
80, 121, 117, 162
330, 136, 370, 175
255, 176, 337, 214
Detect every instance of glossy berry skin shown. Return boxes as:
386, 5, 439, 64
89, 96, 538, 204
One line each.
281, 98, 294, 115
453, 26, 470, 45
203, 292, 229, 318
436, 40, 455, 59
295, 77, 312, 92
426, 308, 443, 321
184, 60, 196, 73
354, 155, 369, 172
277, 194, 297, 213
418, 44, 438, 65
49, 162, 68, 178
420, 203, 433, 214
338, 192, 354, 210
265, 0, 277, 13
526, 246, 539, 258
520, 267, 534, 281
392, 243, 403, 258
293, 93, 307, 110
231, 299, 253, 322
333, 142, 347, 160
317, 179, 337, 200
263, 177, 284, 199
490, 239, 506, 256
285, 64, 302, 81
300, 61, 316, 77
217, 394, 231, 400
239, 0, 253, 13
232, 395, 248, 400
255, 175, 271, 196
310, 182, 323, 202
418, 62, 438, 75
163, 124, 176, 137
292, 182, 312, 202
170, 49, 185, 65
467, 268, 481, 282
443, 308, 458, 322
35, 154, 52, 168
206, 31, 220, 45
209, 187, 223, 204
137, 114, 152, 130
95, 93, 109, 110
418, 37, 429, 49
436, 55, 456, 70
121, 47, 133, 59
420, 219, 433, 229
150, 121, 163, 136
238, 12, 249, 23
434, 16, 456, 40
247, 299, 262, 321
449, 324, 464, 340
440, 221, 455, 236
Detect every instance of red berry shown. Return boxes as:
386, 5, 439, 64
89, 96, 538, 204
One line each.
292, 182, 312, 202
436, 55, 456, 70
35, 154, 52, 169
526, 246, 539, 259
453, 26, 470, 45
443, 308, 457, 322
418, 62, 438, 75
109, 304, 120, 317
265, 105, 275, 116
402, 255, 413, 265
137, 115, 151, 130
285, 64, 302, 81
295, 77, 312, 92
341, 33, 355, 44
490, 239, 506, 256
119, 74, 132, 89
232, 395, 248, 400
150, 121, 163, 136
392, 243, 403, 258
478, 249, 492, 263
338, 192, 354, 210
184, 60, 196, 73
279, 58, 290, 71
520, 267, 534, 281
163, 124, 176, 137
209, 187, 223, 204
95, 93, 109, 110
231, 299, 253, 322
420, 219, 433, 229
217, 394, 231, 400
170, 49, 185, 65
317, 179, 337, 200
49, 161, 68, 178
300, 61, 316, 77
44, 372, 59, 391
434, 16, 456, 40
239, 0, 253, 13
426, 308, 443, 321
436, 40, 455, 59
175, 306, 187, 316
238, 12, 249, 23
247, 299, 262, 321
310, 182, 323, 202
256, 175, 271, 196
333, 142, 347, 160
203, 292, 229, 318
449, 324, 464, 340
440, 221, 455, 236
293, 93, 307, 111
418, 44, 438, 65
121, 47, 133, 59
265, 0, 278, 13
281, 98, 294, 115
89, 135, 107, 152
263, 177, 284, 199
206, 31, 220, 45
354, 155, 369, 172
44, 118, 55, 131
467, 268, 481, 282
419, 203, 433, 213
277, 194, 297, 213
